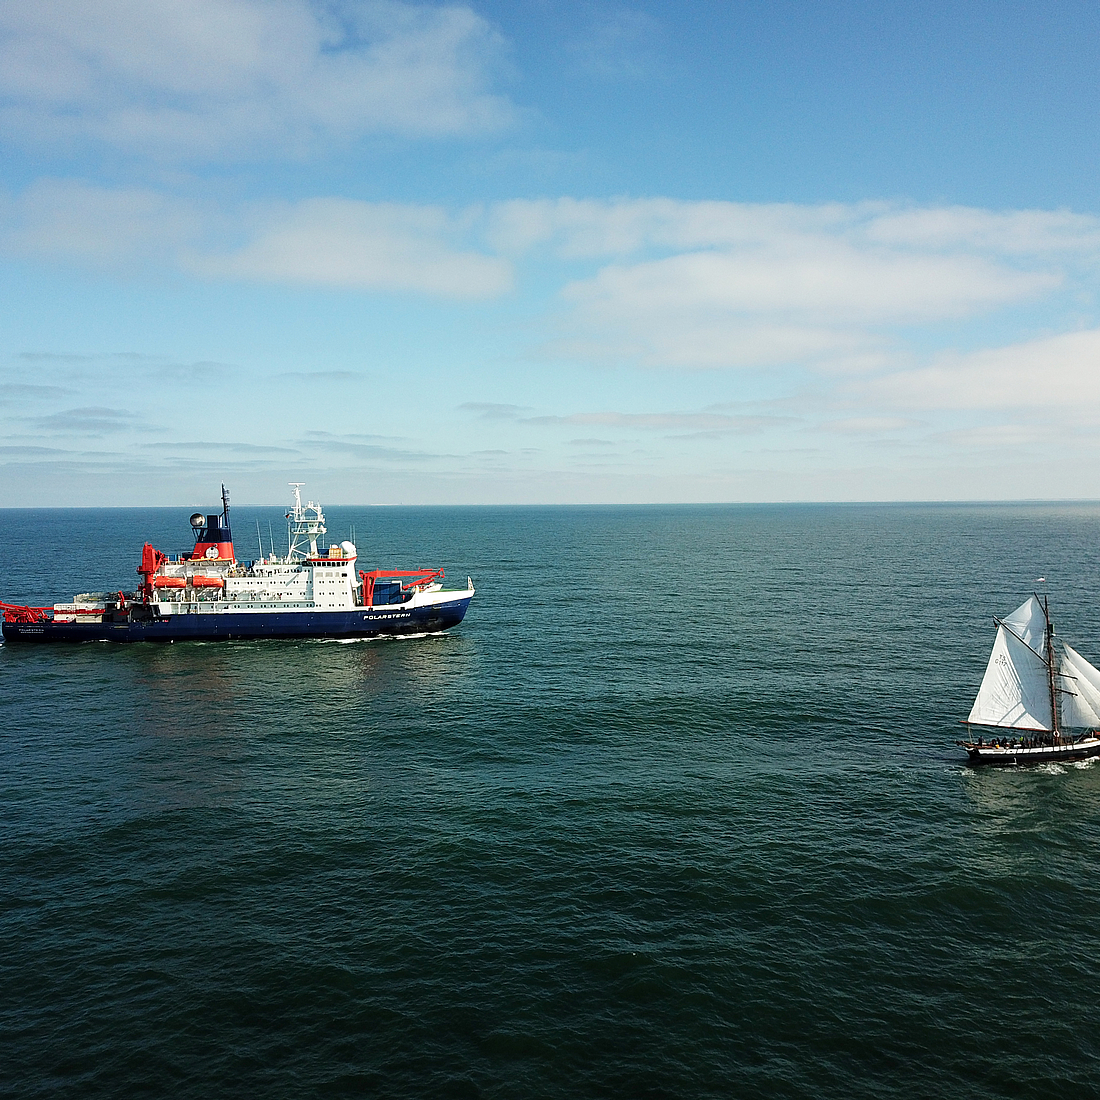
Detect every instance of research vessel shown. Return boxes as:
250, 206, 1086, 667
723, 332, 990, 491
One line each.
957, 594, 1100, 765
1, 484, 474, 643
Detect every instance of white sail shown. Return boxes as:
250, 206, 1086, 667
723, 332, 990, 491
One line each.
1058, 643, 1100, 729
1001, 595, 1048, 656
968, 623, 1052, 730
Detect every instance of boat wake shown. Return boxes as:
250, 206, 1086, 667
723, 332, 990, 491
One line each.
316, 631, 436, 645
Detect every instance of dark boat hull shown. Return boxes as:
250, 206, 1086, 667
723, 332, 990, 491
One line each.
1, 596, 472, 643
961, 736, 1100, 766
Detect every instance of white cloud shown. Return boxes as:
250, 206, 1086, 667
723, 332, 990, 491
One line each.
487, 197, 1083, 370
488, 197, 851, 257
551, 237, 1057, 369
0, 0, 513, 158
488, 198, 1100, 258
2, 182, 511, 297
855, 328, 1100, 412
2, 179, 208, 267
566, 245, 1051, 324
193, 198, 511, 296
863, 207, 1100, 254
4, 185, 1097, 361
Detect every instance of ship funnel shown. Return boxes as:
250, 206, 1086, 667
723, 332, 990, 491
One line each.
190, 508, 235, 563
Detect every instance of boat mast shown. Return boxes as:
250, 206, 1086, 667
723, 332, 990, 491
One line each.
1045, 594, 1061, 741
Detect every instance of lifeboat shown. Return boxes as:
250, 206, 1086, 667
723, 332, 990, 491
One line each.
152, 576, 186, 589
191, 575, 225, 588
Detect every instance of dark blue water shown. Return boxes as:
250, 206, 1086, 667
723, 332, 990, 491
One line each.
4, 503, 1100, 1098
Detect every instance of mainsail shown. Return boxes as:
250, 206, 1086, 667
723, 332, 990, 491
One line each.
967, 596, 1052, 731
961, 595, 1100, 761
967, 596, 1100, 733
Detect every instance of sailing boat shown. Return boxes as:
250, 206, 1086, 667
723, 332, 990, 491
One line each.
958, 595, 1100, 765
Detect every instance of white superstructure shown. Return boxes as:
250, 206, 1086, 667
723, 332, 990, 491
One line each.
3, 482, 475, 643
50, 483, 472, 625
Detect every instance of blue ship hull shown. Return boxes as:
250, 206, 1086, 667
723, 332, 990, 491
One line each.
1, 596, 472, 643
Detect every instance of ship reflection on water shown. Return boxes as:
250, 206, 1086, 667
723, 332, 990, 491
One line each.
111, 632, 480, 815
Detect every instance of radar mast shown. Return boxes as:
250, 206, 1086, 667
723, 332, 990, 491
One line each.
286, 483, 326, 559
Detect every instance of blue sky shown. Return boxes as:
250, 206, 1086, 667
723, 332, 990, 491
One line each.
2, 0, 1100, 506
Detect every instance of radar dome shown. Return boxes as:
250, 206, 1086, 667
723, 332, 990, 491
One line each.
189, 513, 205, 528
340, 541, 357, 558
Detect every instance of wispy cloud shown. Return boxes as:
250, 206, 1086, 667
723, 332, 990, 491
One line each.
817, 417, 924, 435
567, 7, 663, 79
522, 410, 793, 435
0, 0, 514, 159
296, 434, 448, 463
138, 441, 301, 454
0, 382, 69, 399
30, 406, 146, 435
459, 401, 533, 419
278, 370, 365, 381
302, 430, 408, 443
17, 350, 163, 364
14, 349, 234, 376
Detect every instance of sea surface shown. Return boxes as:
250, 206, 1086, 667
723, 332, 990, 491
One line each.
3, 502, 1100, 1099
